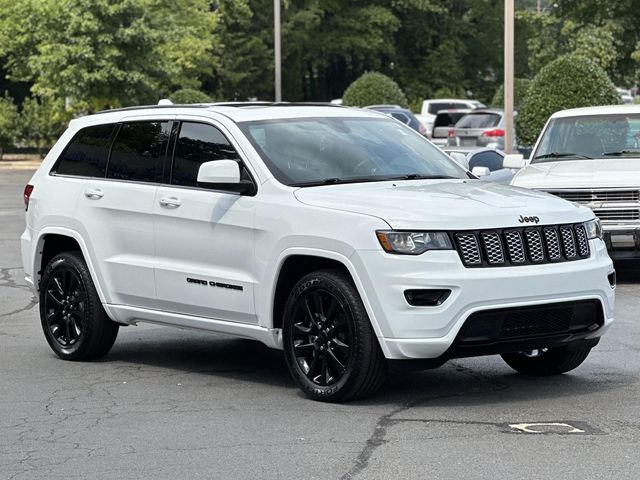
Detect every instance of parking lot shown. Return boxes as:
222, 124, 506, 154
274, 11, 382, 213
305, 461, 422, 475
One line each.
1, 168, 639, 479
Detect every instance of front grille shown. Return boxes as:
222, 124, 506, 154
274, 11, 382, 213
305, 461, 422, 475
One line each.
548, 189, 640, 203
593, 208, 640, 222
457, 300, 603, 344
454, 223, 590, 268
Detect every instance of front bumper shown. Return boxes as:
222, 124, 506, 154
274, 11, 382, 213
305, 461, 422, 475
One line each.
351, 239, 615, 360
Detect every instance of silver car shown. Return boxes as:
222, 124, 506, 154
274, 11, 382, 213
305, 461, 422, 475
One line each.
448, 109, 509, 150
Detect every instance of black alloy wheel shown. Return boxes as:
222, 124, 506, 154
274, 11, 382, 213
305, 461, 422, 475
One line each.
40, 251, 119, 360
290, 288, 353, 386
44, 265, 86, 347
283, 269, 386, 402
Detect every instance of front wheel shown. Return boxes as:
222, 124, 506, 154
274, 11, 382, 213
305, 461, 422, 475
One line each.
282, 269, 386, 402
40, 251, 119, 360
501, 345, 593, 376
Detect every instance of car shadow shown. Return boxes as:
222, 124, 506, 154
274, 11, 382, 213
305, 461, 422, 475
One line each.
101, 328, 627, 408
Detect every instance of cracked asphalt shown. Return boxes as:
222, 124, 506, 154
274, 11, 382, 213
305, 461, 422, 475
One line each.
1, 169, 639, 479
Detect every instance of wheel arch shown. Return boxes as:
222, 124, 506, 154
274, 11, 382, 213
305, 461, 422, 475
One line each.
269, 249, 387, 354
34, 227, 107, 303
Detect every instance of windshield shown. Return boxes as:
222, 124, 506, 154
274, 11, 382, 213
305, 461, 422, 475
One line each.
238, 116, 467, 186
532, 114, 640, 163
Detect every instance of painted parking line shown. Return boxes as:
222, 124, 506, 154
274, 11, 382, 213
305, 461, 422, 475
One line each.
506, 421, 603, 435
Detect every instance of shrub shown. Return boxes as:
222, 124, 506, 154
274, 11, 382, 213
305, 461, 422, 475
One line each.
516, 55, 620, 145
342, 72, 408, 108
0, 93, 18, 160
491, 78, 532, 110
169, 88, 212, 104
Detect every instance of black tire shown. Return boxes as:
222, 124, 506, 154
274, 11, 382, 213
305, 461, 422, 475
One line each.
39, 251, 119, 360
282, 269, 386, 402
501, 345, 592, 376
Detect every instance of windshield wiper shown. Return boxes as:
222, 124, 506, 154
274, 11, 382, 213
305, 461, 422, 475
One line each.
384, 174, 459, 180
290, 177, 381, 187
289, 174, 459, 187
602, 150, 640, 157
533, 152, 593, 161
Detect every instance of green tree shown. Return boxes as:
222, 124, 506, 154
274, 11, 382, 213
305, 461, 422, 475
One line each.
342, 72, 408, 108
19, 97, 72, 156
516, 55, 620, 145
0, 93, 18, 160
491, 78, 532, 110
169, 88, 212, 104
211, 0, 273, 101
0, 0, 218, 111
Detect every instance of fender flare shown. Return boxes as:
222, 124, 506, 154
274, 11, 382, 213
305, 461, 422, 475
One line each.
266, 247, 389, 356
33, 226, 108, 303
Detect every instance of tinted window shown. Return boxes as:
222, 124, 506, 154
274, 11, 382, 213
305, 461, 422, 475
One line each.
434, 112, 468, 128
389, 112, 410, 124
107, 122, 170, 183
172, 122, 240, 187
55, 124, 115, 177
457, 113, 501, 129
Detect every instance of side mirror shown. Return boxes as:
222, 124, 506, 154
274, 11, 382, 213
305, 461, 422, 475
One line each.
197, 160, 254, 194
503, 153, 525, 169
449, 152, 469, 170
471, 166, 490, 178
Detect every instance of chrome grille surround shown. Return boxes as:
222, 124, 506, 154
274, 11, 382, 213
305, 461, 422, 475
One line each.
455, 233, 481, 265
504, 230, 525, 263
454, 223, 590, 268
480, 232, 505, 264
559, 225, 577, 258
574, 224, 590, 257
523, 229, 545, 263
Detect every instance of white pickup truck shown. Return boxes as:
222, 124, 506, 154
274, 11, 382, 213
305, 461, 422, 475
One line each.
511, 105, 640, 260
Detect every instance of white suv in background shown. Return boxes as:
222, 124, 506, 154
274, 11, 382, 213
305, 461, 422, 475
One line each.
22, 103, 614, 402
511, 105, 640, 260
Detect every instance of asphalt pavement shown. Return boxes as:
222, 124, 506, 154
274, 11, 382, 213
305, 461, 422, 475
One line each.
1, 169, 639, 479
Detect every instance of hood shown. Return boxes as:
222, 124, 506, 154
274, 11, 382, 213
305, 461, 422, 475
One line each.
512, 158, 640, 189
294, 179, 592, 230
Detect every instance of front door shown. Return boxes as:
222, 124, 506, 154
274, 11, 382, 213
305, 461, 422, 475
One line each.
152, 120, 257, 323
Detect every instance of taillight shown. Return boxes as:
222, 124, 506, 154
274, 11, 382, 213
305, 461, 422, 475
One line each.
418, 124, 427, 135
447, 129, 456, 138
24, 184, 34, 211
482, 128, 505, 137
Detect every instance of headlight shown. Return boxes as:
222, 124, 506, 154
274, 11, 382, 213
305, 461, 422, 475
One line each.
585, 218, 603, 240
376, 231, 453, 255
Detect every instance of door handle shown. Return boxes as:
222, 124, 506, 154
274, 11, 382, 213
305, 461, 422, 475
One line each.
84, 188, 104, 199
159, 197, 182, 208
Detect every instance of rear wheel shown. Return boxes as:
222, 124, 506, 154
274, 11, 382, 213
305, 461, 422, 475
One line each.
282, 269, 386, 402
40, 251, 118, 360
501, 345, 592, 376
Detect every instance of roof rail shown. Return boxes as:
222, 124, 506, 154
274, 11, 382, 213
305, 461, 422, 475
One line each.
96, 101, 346, 114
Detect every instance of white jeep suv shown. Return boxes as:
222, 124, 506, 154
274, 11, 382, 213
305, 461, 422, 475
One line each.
22, 103, 615, 402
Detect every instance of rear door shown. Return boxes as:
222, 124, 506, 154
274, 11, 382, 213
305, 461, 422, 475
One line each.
152, 119, 258, 323
75, 119, 172, 308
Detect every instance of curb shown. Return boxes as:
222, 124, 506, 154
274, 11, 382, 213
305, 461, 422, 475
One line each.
0, 161, 43, 170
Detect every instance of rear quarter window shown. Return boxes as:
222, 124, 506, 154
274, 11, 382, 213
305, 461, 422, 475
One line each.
54, 124, 116, 177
